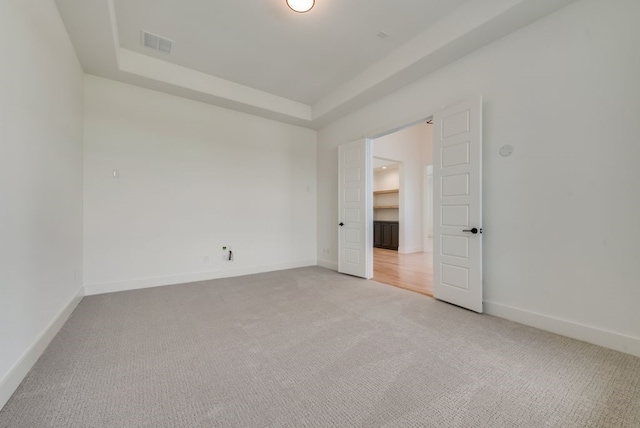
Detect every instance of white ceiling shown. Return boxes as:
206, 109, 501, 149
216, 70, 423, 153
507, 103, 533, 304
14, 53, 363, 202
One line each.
54, 0, 577, 128
373, 159, 399, 171
114, 0, 469, 105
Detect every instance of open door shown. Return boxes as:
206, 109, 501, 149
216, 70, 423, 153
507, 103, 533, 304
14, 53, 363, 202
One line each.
433, 98, 483, 312
338, 139, 373, 279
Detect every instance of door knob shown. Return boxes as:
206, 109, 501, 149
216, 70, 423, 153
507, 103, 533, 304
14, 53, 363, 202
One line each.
462, 227, 481, 234
339, 222, 344, 226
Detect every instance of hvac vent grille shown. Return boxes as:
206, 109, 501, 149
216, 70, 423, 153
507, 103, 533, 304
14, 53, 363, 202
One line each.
141, 30, 173, 54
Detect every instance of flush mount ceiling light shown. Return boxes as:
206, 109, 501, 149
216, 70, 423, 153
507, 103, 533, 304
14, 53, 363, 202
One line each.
286, 0, 315, 13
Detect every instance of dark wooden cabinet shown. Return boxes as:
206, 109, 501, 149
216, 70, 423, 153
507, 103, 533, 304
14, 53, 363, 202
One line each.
373, 221, 399, 250
373, 222, 381, 247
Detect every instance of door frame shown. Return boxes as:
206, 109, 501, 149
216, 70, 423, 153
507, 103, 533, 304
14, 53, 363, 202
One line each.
365, 117, 433, 271
423, 164, 434, 252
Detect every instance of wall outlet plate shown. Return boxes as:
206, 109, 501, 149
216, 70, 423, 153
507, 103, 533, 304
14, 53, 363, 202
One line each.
222, 246, 233, 261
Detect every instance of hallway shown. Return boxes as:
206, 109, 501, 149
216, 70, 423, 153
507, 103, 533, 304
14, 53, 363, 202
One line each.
372, 248, 433, 296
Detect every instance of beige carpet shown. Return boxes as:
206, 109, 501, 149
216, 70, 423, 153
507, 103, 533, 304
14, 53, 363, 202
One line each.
1, 267, 639, 427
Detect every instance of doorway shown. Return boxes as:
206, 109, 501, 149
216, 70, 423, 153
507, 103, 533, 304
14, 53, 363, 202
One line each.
337, 98, 483, 312
370, 120, 434, 296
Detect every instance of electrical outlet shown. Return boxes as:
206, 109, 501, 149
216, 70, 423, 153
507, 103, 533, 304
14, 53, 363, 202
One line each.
222, 246, 233, 261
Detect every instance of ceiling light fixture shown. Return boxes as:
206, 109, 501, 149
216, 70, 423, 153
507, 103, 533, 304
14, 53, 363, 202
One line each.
286, 0, 314, 13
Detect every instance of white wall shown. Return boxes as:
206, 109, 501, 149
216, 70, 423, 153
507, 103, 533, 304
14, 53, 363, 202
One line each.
83, 76, 317, 294
421, 124, 434, 166
0, 0, 84, 407
317, 0, 640, 355
373, 167, 399, 192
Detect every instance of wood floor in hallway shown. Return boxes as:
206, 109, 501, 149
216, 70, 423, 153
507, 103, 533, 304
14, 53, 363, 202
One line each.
372, 248, 433, 296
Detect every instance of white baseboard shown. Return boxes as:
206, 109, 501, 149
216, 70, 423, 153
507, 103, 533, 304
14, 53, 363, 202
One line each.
0, 286, 84, 410
317, 258, 338, 271
84, 260, 317, 296
398, 245, 424, 254
484, 300, 640, 358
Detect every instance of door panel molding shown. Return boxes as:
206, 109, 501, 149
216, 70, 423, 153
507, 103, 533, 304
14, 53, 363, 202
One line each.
338, 139, 373, 278
433, 98, 483, 313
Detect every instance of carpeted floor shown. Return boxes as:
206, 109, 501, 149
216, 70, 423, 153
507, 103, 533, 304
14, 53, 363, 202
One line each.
1, 267, 639, 427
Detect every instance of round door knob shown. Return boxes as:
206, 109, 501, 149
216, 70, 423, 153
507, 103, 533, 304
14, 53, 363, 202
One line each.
339, 222, 344, 226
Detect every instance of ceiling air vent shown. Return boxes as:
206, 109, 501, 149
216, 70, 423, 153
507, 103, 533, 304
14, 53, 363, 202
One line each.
141, 30, 173, 54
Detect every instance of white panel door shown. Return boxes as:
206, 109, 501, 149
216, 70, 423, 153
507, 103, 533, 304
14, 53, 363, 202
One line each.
433, 98, 483, 313
338, 139, 372, 278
